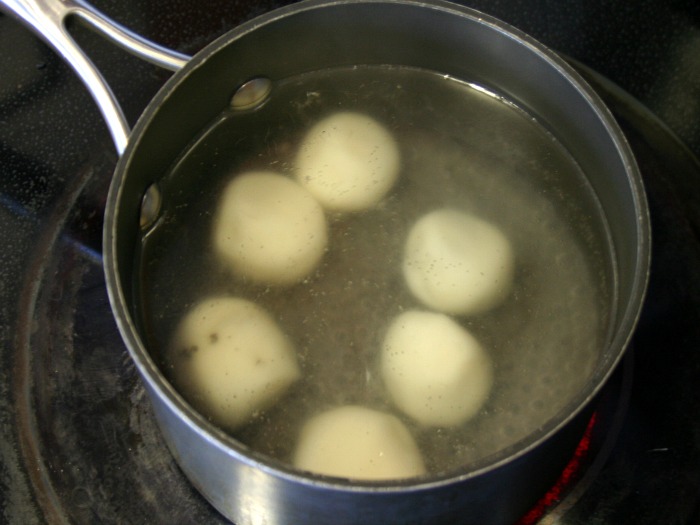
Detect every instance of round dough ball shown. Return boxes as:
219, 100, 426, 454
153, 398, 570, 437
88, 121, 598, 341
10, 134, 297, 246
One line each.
171, 297, 301, 430
293, 405, 426, 480
380, 310, 493, 427
213, 171, 327, 285
403, 208, 514, 315
295, 111, 400, 212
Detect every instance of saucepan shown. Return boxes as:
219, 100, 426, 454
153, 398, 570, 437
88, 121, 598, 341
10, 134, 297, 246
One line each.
0, 0, 650, 523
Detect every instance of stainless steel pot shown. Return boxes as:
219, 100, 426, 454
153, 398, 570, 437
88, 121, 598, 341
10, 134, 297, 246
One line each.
0, 0, 651, 523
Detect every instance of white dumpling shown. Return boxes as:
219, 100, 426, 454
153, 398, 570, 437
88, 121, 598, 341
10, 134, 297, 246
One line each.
213, 171, 327, 285
293, 405, 426, 481
403, 208, 514, 315
295, 111, 400, 212
380, 310, 493, 427
171, 297, 301, 430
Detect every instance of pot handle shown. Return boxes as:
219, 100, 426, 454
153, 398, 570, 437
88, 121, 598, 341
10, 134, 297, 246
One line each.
0, 0, 190, 154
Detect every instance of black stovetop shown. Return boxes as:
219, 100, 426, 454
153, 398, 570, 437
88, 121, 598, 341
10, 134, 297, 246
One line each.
1, 1, 699, 524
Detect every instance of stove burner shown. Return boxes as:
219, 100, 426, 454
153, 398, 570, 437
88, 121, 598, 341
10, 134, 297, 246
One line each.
517, 413, 599, 525
517, 350, 633, 524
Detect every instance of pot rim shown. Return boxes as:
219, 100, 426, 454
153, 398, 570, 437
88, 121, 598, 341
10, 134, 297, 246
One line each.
103, 0, 651, 492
